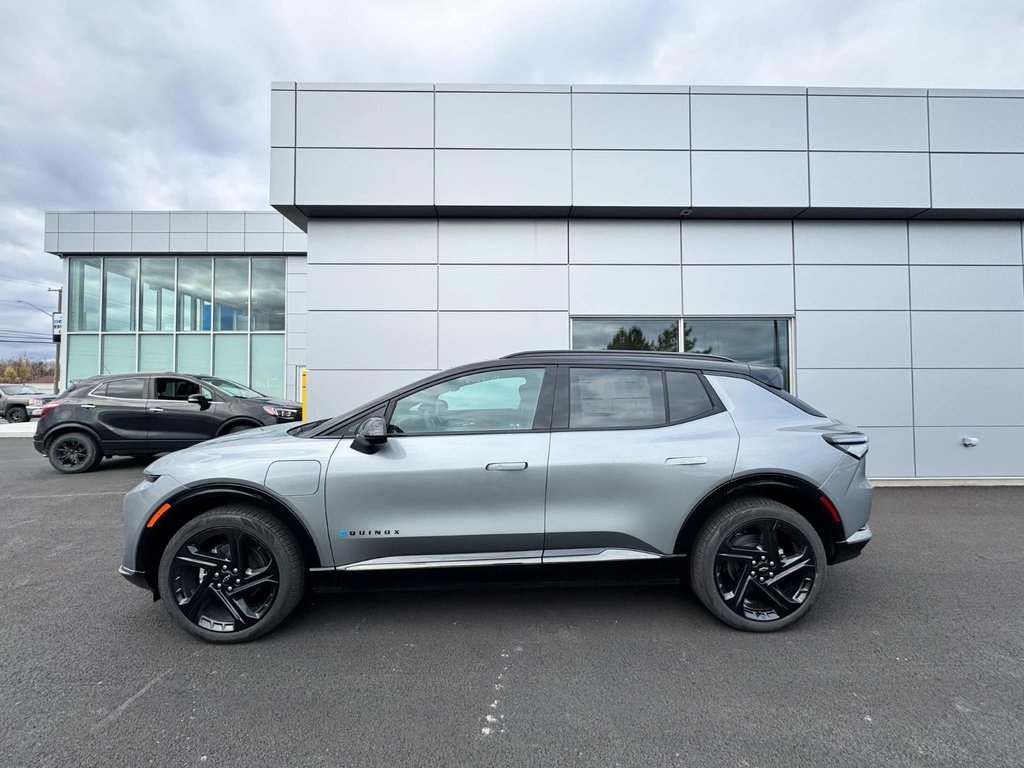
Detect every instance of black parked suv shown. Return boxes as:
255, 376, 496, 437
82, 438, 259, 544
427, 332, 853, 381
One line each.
33, 372, 301, 473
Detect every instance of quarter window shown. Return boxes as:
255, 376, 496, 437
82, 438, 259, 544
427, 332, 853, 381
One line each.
569, 368, 665, 429
389, 368, 546, 435
666, 371, 715, 422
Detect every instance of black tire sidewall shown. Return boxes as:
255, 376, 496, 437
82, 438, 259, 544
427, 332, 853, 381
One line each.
7, 406, 28, 423
691, 498, 827, 632
47, 432, 99, 474
157, 507, 305, 644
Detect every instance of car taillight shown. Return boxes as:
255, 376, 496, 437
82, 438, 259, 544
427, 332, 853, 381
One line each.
823, 432, 869, 459
40, 401, 63, 417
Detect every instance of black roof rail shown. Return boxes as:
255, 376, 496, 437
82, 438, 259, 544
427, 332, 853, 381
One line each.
501, 349, 737, 363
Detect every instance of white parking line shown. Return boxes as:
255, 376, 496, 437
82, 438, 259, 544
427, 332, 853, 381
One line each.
92, 668, 173, 732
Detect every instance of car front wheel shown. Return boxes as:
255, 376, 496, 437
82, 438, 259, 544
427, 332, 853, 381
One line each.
690, 497, 827, 632
47, 432, 101, 473
157, 506, 306, 643
6, 406, 28, 423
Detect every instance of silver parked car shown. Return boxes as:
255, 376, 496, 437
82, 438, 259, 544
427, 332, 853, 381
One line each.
120, 351, 872, 643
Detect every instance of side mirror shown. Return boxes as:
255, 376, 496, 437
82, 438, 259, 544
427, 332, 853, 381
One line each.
351, 416, 388, 455
187, 393, 211, 411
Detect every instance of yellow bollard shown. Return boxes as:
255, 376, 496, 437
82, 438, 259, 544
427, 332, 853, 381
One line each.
300, 368, 308, 421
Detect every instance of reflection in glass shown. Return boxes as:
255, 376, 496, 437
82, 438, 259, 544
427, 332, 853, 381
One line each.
69, 258, 101, 332
176, 334, 211, 375
67, 335, 99, 382
685, 319, 790, 390
177, 258, 212, 331
214, 334, 248, 384
139, 334, 174, 372
214, 258, 249, 331
251, 258, 286, 331
101, 335, 137, 374
141, 258, 175, 331
251, 335, 285, 397
102, 258, 138, 332
572, 318, 680, 352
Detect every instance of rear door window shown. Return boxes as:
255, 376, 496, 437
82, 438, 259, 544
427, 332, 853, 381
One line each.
99, 378, 147, 399
568, 368, 666, 429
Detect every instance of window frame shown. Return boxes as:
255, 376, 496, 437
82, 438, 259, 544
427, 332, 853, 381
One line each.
552, 364, 725, 432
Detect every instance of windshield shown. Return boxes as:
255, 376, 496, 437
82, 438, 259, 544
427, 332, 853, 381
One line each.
1, 385, 36, 395
196, 376, 265, 398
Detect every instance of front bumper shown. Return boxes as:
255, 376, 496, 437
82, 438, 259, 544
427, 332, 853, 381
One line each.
118, 564, 151, 590
832, 525, 872, 564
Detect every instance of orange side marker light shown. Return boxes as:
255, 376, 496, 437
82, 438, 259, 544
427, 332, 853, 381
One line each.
146, 503, 172, 528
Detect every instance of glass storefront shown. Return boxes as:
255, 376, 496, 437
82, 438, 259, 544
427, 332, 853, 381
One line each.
66, 256, 287, 396
571, 317, 792, 390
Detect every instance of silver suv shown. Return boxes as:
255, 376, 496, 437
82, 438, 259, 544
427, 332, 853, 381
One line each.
120, 351, 872, 643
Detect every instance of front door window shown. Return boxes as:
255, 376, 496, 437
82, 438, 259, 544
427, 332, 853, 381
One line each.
389, 368, 546, 435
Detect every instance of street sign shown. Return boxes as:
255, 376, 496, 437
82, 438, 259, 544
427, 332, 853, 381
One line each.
52, 312, 63, 343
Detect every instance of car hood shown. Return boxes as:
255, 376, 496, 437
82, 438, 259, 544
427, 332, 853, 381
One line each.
145, 423, 335, 484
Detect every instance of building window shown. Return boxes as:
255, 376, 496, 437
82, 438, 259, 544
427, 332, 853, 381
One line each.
214, 257, 249, 331
177, 257, 212, 332
684, 318, 790, 390
571, 316, 791, 391
102, 259, 139, 332
65, 255, 287, 395
141, 258, 176, 331
68, 258, 101, 332
571, 318, 681, 352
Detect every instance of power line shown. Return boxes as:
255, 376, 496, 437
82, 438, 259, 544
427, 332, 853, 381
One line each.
0, 274, 56, 289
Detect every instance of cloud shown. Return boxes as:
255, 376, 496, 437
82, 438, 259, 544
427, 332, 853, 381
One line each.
0, 0, 1021, 355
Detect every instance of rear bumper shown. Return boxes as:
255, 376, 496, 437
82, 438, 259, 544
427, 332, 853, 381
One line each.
832, 525, 872, 564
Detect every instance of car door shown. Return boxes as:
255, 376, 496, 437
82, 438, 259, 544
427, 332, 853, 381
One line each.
324, 366, 554, 570
84, 377, 151, 451
146, 375, 223, 449
543, 366, 739, 563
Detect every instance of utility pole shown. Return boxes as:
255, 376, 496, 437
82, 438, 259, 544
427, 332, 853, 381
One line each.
48, 287, 62, 394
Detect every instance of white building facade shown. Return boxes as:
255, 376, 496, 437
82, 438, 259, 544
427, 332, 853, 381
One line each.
47, 82, 1024, 480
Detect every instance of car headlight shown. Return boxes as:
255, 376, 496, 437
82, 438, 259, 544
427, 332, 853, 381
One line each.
263, 406, 298, 419
28, 398, 42, 407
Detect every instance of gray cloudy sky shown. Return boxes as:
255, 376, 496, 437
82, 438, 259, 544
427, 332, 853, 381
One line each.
1, 0, 1022, 356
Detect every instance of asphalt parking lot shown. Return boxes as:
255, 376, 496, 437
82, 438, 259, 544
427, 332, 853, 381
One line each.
1, 436, 1022, 767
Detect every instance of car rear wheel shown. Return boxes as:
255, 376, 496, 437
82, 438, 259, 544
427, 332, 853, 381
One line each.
157, 506, 305, 643
5, 406, 28, 423
226, 423, 257, 434
47, 432, 101, 474
690, 497, 826, 632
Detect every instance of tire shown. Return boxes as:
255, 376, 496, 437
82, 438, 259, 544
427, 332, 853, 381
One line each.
6, 406, 28, 423
157, 505, 305, 644
226, 423, 257, 435
47, 432, 102, 474
690, 496, 827, 632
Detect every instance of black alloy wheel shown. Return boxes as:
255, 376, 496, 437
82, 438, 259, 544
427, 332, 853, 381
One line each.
6, 406, 28, 423
48, 432, 100, 474
713, 518, 816, 622
157, 506, 305, 643
168, 528, 280, 633
690, 497, 826, 632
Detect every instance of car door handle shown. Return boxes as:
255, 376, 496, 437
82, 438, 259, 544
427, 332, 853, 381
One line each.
148, 407, 165, 413
485, 462, 528, 471
665, 457, 708, 466
80, 404, 95, 409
